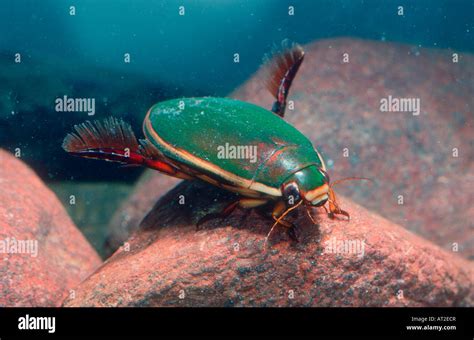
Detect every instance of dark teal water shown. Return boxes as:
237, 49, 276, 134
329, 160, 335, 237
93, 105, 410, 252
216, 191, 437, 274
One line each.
2, 0, 473, 95
0, 0, 473, 181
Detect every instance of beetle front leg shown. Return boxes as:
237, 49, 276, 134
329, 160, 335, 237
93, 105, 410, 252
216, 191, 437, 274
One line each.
327, 188, 350, 220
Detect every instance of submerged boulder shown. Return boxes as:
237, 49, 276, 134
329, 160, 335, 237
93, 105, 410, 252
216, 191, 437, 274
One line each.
89, 38, 474, 307
104, 173, 180, 257
0, 149, 101, 306
232, 38, 474, 259
64, 181, 473, 307
107, 38, 474, 259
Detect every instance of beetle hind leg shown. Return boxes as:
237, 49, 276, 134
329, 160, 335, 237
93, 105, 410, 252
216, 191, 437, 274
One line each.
262, 40, 305, 117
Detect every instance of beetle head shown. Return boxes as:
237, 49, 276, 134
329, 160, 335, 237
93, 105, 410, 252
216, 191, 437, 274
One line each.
281, 166, 370, 222
281, 165, 329, 207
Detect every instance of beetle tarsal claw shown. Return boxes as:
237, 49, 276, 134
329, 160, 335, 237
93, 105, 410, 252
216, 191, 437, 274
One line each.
327, 205, 351, 220
342, 209, 350, 220
336, 209, 351, 221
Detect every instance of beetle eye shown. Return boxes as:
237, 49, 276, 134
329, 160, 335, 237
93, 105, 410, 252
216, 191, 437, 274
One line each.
283, 182, 301, 205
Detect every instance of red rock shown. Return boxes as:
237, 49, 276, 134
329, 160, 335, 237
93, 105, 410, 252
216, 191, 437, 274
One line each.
63, 181, 473, 307
105, 172, 180, 256
232, 38, 474, 259
108, 38, 473, 260
0, 149, 101, 306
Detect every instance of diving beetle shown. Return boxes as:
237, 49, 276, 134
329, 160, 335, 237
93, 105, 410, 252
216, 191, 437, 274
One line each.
63, 41, 354, 246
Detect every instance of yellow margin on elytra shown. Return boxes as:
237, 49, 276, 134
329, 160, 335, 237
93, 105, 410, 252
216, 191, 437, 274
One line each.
143, 108, 282, 197
314, 149, 326, 171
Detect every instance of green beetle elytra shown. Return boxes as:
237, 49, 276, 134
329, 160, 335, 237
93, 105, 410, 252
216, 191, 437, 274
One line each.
63, 41, 352, 245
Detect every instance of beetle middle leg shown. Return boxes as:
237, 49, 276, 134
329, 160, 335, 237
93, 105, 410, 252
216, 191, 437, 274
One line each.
196, 198, 268, 229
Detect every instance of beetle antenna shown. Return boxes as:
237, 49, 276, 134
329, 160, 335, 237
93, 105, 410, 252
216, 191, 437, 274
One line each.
330, 177, 374, 189
264, 200, 302, 250
262, 39, 305, 117
305, 203, 318, 225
